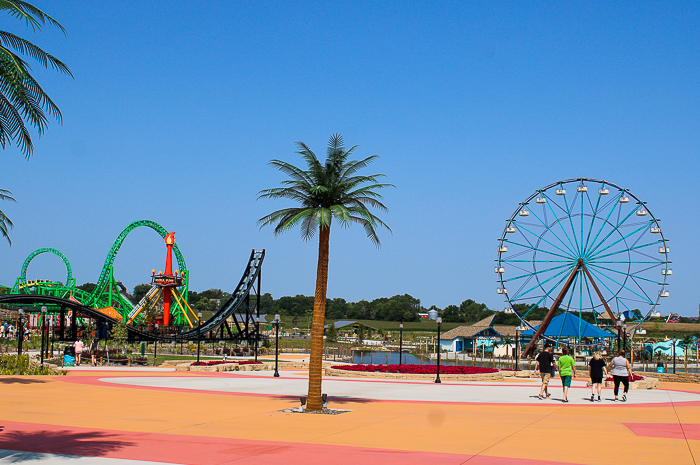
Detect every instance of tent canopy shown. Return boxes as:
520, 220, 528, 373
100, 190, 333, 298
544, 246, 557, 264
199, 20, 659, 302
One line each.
521, 312, 613, 339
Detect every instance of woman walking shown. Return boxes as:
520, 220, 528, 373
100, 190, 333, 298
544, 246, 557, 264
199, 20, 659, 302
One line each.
609, 350, 633, 401
588, 352, 607, 402
557, 347, 576, 402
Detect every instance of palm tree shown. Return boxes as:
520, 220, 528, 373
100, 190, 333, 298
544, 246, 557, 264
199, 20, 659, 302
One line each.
258, 134, 392, 411
0, 1, 71, 243
681, 335, 694, 372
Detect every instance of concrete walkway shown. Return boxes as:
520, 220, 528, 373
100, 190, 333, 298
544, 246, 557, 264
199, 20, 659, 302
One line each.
1, 368, 699, 464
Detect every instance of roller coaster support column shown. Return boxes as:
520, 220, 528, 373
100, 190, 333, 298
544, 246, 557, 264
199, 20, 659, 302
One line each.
163, 232, 176, 327
70, 309, 77, 341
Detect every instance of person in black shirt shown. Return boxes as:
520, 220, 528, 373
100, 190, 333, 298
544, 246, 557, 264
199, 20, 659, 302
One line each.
535, 345, 555, 399
588, 352, 607, 402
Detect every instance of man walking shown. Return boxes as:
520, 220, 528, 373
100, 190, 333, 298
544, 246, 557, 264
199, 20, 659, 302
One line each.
535, 344, 554, 399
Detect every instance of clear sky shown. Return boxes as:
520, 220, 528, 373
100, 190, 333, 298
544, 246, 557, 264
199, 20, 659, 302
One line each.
1, 1, 698, 316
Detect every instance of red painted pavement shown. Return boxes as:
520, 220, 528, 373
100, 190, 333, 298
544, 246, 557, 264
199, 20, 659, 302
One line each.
624, 423, 700, 440
0, 420, 583, 465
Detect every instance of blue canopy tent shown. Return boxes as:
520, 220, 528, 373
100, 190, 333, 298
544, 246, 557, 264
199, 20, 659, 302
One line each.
521, 312, 614, 341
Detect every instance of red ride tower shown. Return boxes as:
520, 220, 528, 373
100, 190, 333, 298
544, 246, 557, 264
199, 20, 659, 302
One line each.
151, 232, 181, 326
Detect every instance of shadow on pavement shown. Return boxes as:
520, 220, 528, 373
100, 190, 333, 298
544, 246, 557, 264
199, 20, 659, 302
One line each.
0, 378, 48, 385
0, 429, 133, 461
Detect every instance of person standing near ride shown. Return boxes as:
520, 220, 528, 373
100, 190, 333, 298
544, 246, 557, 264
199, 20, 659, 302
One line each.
557, 347, 576, 402
535, 345, 554, 399
90, 339, 98, 366
73, 337, 84, 366
588, 352, 607, 402
609, 350, 633, 401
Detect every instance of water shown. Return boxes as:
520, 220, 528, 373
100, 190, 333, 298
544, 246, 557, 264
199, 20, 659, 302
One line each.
350, 351, 519, 369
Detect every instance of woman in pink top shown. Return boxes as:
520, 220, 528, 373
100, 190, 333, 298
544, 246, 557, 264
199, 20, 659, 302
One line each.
73, 337, 84, 366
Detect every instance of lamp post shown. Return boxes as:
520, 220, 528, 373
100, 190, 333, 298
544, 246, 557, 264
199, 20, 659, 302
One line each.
435, 317, 442, 384
254, 316, 259, 362
616, 320, 622, 352
17, 309, 24, 356
274, 314, 281, 377
673, 338, 676, 374
622, 323, 627, 352
196, 312, 202, 364
40, 306, 47, 365
399, 322, 404, 365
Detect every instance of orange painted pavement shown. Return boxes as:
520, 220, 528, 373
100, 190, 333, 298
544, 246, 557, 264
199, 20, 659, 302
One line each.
1, 371, 699, 464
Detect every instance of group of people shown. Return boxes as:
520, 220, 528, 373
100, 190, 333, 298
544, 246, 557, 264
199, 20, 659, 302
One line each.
535, 345, 634, 402
70, 337, 99, 366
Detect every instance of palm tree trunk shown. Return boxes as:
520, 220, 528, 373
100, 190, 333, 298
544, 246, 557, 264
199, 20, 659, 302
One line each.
307, 225, 331, 411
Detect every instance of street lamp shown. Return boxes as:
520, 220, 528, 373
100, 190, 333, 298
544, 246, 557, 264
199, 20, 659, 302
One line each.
435, 317, 442, 384
274, 314, 281, 377
196, 312, 202, 364
622, 323, 628, 353
17, 309, 24, 356
254, 316, 260, 362
40, 306, 47, 365
399, 322, 404, 365
616, 320, 622, 352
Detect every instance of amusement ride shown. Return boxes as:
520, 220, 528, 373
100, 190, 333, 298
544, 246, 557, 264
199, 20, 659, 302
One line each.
0, 220, 264, 343
495, 178, 671, 355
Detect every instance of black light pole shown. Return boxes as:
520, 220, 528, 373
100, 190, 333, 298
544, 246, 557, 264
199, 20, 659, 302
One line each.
515, 326, 520, 371
616, 320, 622, 352
399, 322, 404, 365
254, 316, 259, 362
17, 309, 24, 356
274, 314, 280, 377
435, 317, 442, 384
40, 306, 47, 365
196, 312, 202, 364
622, 323, 627, 352
673, 338, 677, 374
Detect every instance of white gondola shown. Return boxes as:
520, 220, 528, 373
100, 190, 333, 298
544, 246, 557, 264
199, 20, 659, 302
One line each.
497, 288, 507, 294
619, 196, 630, 203
556, 189, 566, 195
650, 226, 661, 234
659, 290, 670, 297
599, 188, 609, 195
659, 246, 670, 253
662, 269, 673, 276
636, 209, 648, 216
494, 267, 505, 273
536, 197, 546, 204
506, 226, 516, 233
518, 209, 529, 217
498, 246, 508, 253
577, 186, 588, 192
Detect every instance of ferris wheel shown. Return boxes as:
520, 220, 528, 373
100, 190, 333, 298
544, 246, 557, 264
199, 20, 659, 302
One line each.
495, 178, 671, 351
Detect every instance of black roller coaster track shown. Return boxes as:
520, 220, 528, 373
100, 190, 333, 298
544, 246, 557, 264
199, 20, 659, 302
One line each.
0, 250, 265, 344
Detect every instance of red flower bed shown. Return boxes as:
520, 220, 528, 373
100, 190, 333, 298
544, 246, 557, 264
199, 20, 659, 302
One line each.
191, 360, 262, 366
605, 375, 644, 381
331, 364, 498, 374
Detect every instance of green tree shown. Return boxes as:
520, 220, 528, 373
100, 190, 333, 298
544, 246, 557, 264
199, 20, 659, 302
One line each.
325, 322, 338, 343
259, 134, 392, 411
132, 284, 151, 302
0, 1, 71, 243
109, 321, 128, 355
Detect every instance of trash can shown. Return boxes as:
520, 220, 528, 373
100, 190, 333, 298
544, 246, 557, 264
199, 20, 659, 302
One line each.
63, 354, 75, 366
64, 345, 75, 357
657, 362, 665, 373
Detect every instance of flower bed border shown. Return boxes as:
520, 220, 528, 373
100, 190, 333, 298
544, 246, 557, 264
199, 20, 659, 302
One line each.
325, 366, 504, 381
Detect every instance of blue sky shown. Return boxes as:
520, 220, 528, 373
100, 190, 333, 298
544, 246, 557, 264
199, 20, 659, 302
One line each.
1, 1, 698, 316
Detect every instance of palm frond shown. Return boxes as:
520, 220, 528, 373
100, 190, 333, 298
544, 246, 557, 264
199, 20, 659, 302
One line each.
0, 31, 71, 75
0, 0, 67, 34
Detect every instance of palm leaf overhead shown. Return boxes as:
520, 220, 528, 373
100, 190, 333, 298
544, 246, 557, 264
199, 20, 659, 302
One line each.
258, 134, 393, 411
0, 0, 71, 159
0, 1, 70, 246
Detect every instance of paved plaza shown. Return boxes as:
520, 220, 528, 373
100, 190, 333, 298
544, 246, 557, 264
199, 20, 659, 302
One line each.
1, 364, 700, 464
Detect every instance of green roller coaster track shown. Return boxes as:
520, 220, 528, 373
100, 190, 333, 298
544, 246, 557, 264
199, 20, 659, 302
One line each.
8, 220, 190, 324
